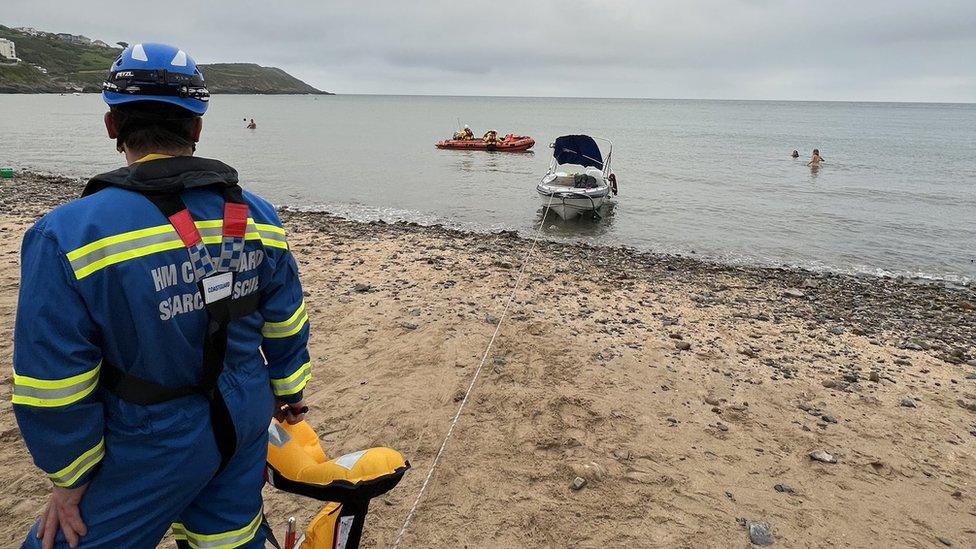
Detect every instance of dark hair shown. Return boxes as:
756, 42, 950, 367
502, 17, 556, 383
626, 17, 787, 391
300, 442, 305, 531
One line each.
110, 102, 199, 153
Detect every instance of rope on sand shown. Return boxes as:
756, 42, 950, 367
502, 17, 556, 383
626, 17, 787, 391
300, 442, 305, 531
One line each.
391, 194, 556, 548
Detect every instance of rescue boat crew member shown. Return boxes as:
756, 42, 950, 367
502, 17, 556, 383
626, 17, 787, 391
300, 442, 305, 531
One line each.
462, 125, 474, 140
12, 43, 313, 548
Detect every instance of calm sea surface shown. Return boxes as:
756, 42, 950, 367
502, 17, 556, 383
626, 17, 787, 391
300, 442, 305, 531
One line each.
1, 94, 974, 283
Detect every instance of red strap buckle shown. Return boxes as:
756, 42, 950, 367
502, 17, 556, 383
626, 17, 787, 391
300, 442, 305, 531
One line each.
169, 209, 203, 247
223, 203, 249, 238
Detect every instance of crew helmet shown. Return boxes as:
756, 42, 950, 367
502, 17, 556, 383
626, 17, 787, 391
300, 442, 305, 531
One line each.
102, 43, 210, 115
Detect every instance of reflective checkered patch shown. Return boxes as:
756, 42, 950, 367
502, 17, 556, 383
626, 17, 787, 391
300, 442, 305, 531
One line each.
216, 236, 245, 273
187, 241, 216, 281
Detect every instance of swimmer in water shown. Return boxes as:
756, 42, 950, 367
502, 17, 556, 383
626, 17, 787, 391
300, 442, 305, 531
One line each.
807, 148, 825, 167
791, 150, 799, 158
246, 118, 257, 129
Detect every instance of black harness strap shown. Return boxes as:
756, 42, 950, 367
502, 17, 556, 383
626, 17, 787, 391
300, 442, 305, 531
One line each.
99, 183, 260, 473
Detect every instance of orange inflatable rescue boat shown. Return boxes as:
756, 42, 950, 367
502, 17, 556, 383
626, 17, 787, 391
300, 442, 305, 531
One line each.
436, 134, 535, 152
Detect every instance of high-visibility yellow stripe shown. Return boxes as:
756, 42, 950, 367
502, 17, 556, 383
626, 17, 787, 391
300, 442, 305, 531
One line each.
68, 218, 288, 279
271, 362, 311, 396
262, 301, 308, 339
171, 511, 263, 549
74, 240, 185, 279
267, 301, 306, 329
68, 218, 272, 260
260, 238, 289, 250
50, 439, 105, 487
254, 222, 286, 235
66, 224, 175, 261
12, 363, 101, 408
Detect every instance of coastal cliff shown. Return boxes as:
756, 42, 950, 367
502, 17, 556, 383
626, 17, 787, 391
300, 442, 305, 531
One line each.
0, 25, 330, 94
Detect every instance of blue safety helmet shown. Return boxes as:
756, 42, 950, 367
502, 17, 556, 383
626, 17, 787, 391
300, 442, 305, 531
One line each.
102, 43, 210, 115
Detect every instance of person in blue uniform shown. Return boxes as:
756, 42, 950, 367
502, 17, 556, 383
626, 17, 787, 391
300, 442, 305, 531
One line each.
12, 42, 313, 548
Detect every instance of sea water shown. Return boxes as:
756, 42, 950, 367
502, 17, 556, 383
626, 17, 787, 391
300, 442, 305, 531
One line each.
1, 94, 973, 283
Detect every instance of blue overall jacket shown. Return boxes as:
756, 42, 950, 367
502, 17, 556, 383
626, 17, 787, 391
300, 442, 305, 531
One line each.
12, 156, 311, 489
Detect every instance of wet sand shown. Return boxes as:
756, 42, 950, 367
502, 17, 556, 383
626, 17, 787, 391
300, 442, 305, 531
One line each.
0, 172, 974, 548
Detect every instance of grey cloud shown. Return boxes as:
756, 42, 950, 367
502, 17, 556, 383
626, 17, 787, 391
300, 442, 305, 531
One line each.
3, 0, 974, 101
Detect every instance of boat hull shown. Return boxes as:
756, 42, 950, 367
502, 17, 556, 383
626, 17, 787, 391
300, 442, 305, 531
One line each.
435, 136, 535, 152
536, 184, 611, 219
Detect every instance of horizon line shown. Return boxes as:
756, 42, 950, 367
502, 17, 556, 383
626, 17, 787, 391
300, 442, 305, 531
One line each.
299, 92, 976, 106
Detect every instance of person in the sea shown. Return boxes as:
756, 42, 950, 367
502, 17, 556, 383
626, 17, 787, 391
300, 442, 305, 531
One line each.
807, 148, 825, 167
791, 150, 799, 158
246, 118, 257, 129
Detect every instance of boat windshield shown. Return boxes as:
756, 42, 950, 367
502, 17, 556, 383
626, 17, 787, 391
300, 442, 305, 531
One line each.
553, 135, 603, 170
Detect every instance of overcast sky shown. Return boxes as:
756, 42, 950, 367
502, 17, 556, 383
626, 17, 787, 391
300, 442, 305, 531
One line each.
4, 1, 975, 102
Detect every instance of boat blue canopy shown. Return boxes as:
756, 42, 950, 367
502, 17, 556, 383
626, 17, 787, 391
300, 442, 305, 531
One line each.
553, 135, 603, 169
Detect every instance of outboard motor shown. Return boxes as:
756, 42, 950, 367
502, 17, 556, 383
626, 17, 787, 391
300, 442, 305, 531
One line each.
265, 419, 410, 548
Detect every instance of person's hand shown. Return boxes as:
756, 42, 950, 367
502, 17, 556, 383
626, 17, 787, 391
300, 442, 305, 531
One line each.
274, 399, 308, 425
38, 483, 88, 549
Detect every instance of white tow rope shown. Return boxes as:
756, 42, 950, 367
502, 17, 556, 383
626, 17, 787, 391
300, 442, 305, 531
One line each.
391, 193, 556, 548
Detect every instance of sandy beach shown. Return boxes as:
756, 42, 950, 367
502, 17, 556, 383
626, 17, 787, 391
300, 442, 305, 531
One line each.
0, 172, 974, 548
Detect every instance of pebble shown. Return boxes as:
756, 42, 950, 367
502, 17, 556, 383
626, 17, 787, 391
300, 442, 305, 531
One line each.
570, 476, 587, 490
869, 371, 881, 382
937, 536, 952, 547
572, 461, 606, 482
822, 379, 850, 391
828, 326, 845, 335
957, 400, 976, 413
900, 398, 917, 408
783, 289, 806, 298
809, 449, 837, 464
773, 484, 794, 494
747, 521, 774, 546
352, 282, 373, 293
821, 414, 838, 424
399, 322, 419, 330
675, 341, 692, 351
612, 449, 631, 461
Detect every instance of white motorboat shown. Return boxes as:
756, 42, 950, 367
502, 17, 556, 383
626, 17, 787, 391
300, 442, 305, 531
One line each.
537, 135, 617, 220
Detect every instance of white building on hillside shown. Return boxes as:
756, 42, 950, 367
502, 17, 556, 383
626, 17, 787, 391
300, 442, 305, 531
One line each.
13, 27, 44, 36
0, 38, 17, 61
